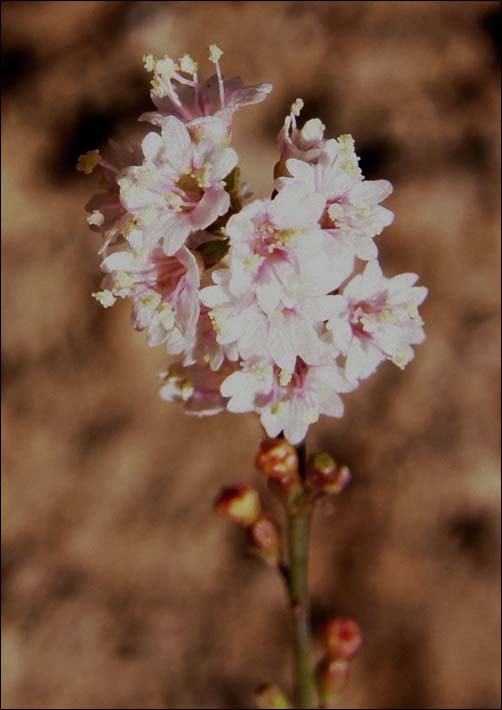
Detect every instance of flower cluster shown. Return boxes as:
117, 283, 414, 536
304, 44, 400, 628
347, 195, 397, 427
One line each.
80, 46, 427, 444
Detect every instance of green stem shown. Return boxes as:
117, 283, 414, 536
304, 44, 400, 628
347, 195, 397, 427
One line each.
286, 442, 316, 709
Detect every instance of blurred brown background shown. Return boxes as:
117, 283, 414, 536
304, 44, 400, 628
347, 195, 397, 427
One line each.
2, 2, 501, 708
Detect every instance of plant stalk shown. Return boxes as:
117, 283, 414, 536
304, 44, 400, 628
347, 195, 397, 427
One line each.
286, 441, 316, 709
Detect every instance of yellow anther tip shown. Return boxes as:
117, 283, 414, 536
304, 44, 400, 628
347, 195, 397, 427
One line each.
179, 54, 198, 74
291, 98, 304, 117
76, 149, 100, 174
143, 53, 155, 72
92, 290, 116, 308
208, 44, 223, 63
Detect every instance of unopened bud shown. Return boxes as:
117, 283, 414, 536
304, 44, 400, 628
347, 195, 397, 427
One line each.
300, 117, 325, 145
214, 485, 261, 526
256, 438, 299, 479
306, 453, 351, 496
325, 618, 362, 660
248, 515, 281, 564
254, 683, 291, 709
315, 656, 350, 707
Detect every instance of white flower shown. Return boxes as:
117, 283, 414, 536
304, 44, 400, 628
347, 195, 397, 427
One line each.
327, 261, 428, 380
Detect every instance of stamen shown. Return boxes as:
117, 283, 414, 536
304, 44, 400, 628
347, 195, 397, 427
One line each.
114, 271, 136, 290
87, 210, 105, 227
76, 150, 100, 174
208, 43, 225, 108
279, 370, 293, 387
208, 44, 223, 63
159, 305, 176, 330
92, 290, 116, 308
288, 98, 304, 132
194, 164, 212, 188
179, 54, 198, 75
180, 379, 194, 401
143, 53, 154, 71
139, 291, 162, 309
336, 134, 363, 179
392, 351, 409, 369
165, 192, 184, 212
291, 98, 304, 117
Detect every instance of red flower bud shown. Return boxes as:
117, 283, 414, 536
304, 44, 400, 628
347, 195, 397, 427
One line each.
214, 484, 261, 526
324, 618, 362, 660
248, 515, 281, 564
256, 438, 299, 480
305, 453, 351, 496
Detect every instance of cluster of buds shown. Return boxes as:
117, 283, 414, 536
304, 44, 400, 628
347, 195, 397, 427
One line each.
214, 484, 281, 565
255, 437, 351, 504
215, 436, 354, 580
305, 452, 351, 499
316, 618, 363, 708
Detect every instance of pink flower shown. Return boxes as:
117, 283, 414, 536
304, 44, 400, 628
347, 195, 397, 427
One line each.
276, 99, 327, 175
80, 45, 427, 443
201, 274, 339, 374
221, 359, 356, 444
95, 245, 200, 354
224, 185, 353, 306
159, 359, 237, 416
278, 135, 394, 260
327, 261, 428, 381
118, 116, 237, 255
200, 185, 354, 372
77, 142, 143, 254
140, 46, 272, 146
183, 307, 239, 371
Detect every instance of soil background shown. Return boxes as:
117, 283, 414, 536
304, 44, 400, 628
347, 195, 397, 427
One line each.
2, 2, 501, 708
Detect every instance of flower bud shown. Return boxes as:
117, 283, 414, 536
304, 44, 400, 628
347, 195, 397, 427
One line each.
248, 515, 281, 564
256, 438, 299, 480
305, 453, 351, 496
315, 655, 350, 707
324, 618, 362, 660
214, 485, 261, 526
254, 683, 291, 709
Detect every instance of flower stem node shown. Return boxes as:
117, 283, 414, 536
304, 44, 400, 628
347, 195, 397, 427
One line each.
305, 453, 351, 497
324, 618, 362, 660
247, 515, 282, 564
214, 484, 261, 526
315, 655, 350, 707
254, 683, 291, 709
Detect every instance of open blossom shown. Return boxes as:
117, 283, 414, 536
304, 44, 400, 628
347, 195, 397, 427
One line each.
141, 45, 272, 146
327, 261, 428, 381
200, 184, 354, 372
183, 307, 239, 371
159, 359, 237, 416
276, 98, 327, 176
118, 116, 237, 255
278, 135, 394, 260
221, 360, 356, 444
223, 184, 353, 306
77, 142, 144, 254
94, 245, 200, 352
